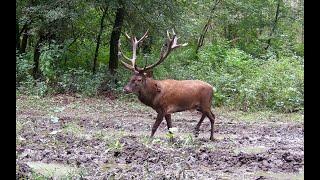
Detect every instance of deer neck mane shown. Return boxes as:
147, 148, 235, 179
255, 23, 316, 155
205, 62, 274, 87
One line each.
138, 78, 159, 107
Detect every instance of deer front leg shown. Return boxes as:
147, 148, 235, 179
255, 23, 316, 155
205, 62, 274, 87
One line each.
150, 113, 164, 138
165, 114, 172, 132
165, 114, 174, 142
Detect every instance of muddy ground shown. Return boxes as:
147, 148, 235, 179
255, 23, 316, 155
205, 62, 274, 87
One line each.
16, 95, 304, 179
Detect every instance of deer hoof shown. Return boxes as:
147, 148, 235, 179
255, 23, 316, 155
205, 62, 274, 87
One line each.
193, 130, 200, 137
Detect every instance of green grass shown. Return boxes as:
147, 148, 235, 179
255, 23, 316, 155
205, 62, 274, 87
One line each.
16, 120, 23, 134
93, 129, 127, 152
215, 107, 304, 123
16, 95, 54, 113
252, 171, 304, 180
17, 95, 304, 123
233, 145, 267, 155
26, 161, 83, 179
62, 122, 84, 137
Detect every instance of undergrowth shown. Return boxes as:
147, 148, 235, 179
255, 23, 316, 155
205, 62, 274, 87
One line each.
16, 41, 303, 113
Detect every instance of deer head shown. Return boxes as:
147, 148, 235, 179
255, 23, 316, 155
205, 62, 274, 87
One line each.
119, 29, 187, 94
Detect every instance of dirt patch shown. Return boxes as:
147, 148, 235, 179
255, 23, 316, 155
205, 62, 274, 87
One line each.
16, 95, 304, 179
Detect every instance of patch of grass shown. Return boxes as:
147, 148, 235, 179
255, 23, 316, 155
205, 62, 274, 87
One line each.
201, 143, 216, 151
93, 130, 106, 141
93, 130, 134, 152
140, 135, 153, 146
233, 145, 267, 155
47, 133, 68, 147
26, 162, 82, 179
16, 119, 28, 146
17, 95, 54, 113
251, 170, 304, 180
107, 139, 123, 152
16, 120, 23, 134
62, 122, 83, 136
124, 100, 152, 112
101, 162, 131, 173
151, 138, 163, 145
67, 102, 82, 110
215, 107, 304, 122
182, 134, 196, 147
98, 130, 127, 153
139, 136, 169, 149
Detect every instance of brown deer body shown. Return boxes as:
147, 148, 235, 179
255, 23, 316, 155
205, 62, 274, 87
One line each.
119, 30, 216, 140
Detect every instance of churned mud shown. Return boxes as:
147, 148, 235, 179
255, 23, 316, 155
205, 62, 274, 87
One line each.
16, 95, 304, 179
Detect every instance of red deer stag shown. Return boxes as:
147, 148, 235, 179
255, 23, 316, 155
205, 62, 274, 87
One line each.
118, 29, 216, 141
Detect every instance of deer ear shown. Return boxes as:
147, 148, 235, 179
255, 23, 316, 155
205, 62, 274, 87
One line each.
155, 83, 161, 93
143, 70, 153, 78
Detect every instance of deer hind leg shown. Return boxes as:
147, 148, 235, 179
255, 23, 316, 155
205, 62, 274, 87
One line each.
205, 110, 216, 141
194, 114, 206, 137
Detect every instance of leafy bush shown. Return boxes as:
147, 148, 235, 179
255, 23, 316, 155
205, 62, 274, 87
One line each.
16, 51, 34, 86
244, 57, 304, 112
197, 43, 303, 112
39, 43, 64, 83
153, 42, 304, 112
16, 38, 303, 112
58, 68, 100, 96
16, 51, 49, 96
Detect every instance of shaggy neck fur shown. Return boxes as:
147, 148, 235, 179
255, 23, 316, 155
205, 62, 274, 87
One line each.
137, 78, 159, 108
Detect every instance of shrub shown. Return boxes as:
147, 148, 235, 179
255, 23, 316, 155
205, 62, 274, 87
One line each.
40, 43, 63, 83
16, 51, 34, 86
245, 57, 304, 112
157, 42, 304, 112
16, 39, 304, 112
57, 65, 115, 96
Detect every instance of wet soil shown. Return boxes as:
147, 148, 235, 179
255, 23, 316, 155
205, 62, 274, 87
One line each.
16, 95, 304, 179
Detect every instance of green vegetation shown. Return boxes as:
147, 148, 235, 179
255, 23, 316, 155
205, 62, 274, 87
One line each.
25, 162, 82, 179
16, 0, 304, 113
62, 122, 84, 136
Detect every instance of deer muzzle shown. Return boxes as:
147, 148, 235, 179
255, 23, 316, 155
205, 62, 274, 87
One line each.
123, 86, 132, 94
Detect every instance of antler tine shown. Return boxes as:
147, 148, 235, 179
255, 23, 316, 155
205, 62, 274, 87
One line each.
172, 28, 176, 35
118, 40, 132, 62
142, 30, 187, 71
124, 32, 131, 41
138, 29, 149, 43
120, 30, 152, 72
120, 59, 136, 71
129, 30, 149, 72
166, 30, 171, 40
118, 40, 136, 71
171, 30, 188, 49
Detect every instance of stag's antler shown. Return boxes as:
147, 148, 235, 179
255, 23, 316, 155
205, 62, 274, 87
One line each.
119, 29, 187, 73
142, 29, 187, 72
118, 30, 149, 72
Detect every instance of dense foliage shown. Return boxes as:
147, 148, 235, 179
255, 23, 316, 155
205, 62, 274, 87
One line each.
16, 0, 304, 112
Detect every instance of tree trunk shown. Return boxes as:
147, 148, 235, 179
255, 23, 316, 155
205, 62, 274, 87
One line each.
21, 24, 30, 53
196, 0, 220, 53
265, 0, 281, 50
300, 0, 304, 44
33, 35, 45, 79
93, 7, 108, 74
108, 3, 125, 75
16, 21, 20, 51
196, 19, 211, 53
